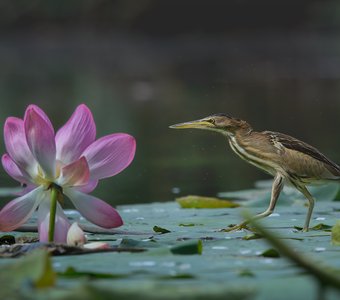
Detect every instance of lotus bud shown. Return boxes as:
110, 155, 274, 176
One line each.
67, 222, 87, 246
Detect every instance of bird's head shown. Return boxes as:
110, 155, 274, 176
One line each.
169, 114, 251, 136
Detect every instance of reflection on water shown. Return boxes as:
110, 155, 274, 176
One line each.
1, 32, 340, 206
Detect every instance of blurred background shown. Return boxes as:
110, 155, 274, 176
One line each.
1, 0, 340, 206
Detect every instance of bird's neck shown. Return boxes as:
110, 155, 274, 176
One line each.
223, 120, 253, 138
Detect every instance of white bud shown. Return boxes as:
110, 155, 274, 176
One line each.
67, 222, 87, 246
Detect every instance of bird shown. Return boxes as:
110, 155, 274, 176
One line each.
170, 114, 340, 232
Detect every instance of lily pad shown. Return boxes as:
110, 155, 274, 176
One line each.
176, 195, 240, 208
259, 248, 280, 258
170, 240, 203, 255
242, 233, 263, 240
1, 197, 340, 300
294, 223, 333, 232
59, 266, 128, 279
153, 226, 171, 234
219, 181, 340, 207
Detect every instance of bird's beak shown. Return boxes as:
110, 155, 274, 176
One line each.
169, 119, 214, 129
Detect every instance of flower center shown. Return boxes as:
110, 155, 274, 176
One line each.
34, 161, 62, 188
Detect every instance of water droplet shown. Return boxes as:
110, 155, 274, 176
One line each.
162, 262, 176, 268
136, 217, 145, 220
65, 210, 80, 216
171, 187, 181, 194
263, 259, 273, 264
315, 217, 325, 221
123, 208, 139, 213
142, 238, 153, 242
212, 246, 228, 250
269, 213, 280, 217
314, 247, 326, 252
240, 249, 252, 255
129, 261, 156, 267
179, 263, 191, 270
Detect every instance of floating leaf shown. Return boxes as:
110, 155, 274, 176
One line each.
2, 199, 339, 299
237, 269, 255, 277
119, 238, 157, 249
0, 242, 145, 258
16, 236, 39, 244
242, 233, 263, 240
247, 213, 340, 295
153, 226, 171, 234
259, 248, 280, 258
312, 223, 333, 231
171, 240, 203, 255
158, 274, 196, 280
219, 181, 340, 208
331, 220, 340, 246
62, 282, 255, 300
294, 223, 332, 232
176, 195, 240, 209
59, 266, 128, 279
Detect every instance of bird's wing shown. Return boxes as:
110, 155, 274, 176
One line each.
264, 131, 340, 175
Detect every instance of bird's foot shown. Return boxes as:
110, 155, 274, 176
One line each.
219, 223, 250, 232
293, 225, 310, 232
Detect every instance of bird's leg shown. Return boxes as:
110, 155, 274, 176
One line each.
221, 174, 284, 232
294, 185, 315, 232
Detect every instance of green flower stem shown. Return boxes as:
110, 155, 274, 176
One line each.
48, 186, 58, 242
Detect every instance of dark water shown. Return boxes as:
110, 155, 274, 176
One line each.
1, 3, 340, 206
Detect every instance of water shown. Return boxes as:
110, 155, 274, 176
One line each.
1, 6, 340, 206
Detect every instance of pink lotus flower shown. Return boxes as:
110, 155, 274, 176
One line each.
0, 104, 136, 242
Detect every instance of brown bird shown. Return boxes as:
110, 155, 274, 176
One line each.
170, 114, 340, 231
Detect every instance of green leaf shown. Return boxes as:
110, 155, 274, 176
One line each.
237, 269, 255, 277
58, 266, 128, 279
3, 198, 340, 299
331, 220, 340, 245
176, 195, 240, 209
242, 233, 263, 240
35, 252, 56, 288
61, 282, 255, 300
153, 225, 171, 234
158, 274, 196, 280
0, 249, 55, 299
119, 238, 156, 249
259, 248, 280, 258
294, 223, 332, 232
312, 223, 333, 231
170, 240, 203, 255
